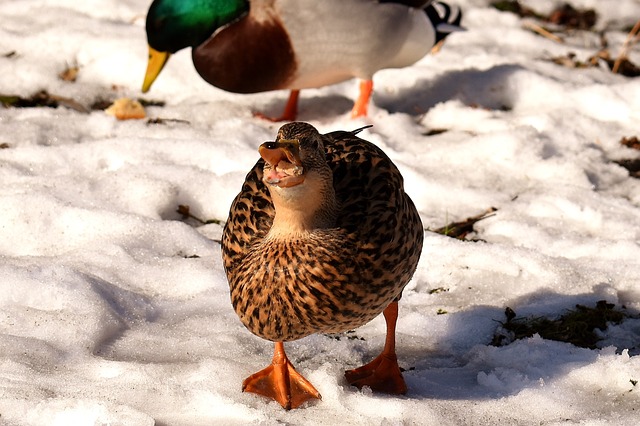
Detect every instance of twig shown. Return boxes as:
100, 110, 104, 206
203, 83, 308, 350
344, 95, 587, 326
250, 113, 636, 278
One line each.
432, 207, 498, 240
613, 19, 640, 74
522, 21, 563, 43
177, 204, 224, 226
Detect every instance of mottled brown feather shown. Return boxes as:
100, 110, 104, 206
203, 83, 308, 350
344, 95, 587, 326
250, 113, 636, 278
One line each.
222, 124, 423, 342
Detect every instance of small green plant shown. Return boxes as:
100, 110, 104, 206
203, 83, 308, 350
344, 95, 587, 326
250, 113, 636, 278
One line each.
492, 301, 633, 349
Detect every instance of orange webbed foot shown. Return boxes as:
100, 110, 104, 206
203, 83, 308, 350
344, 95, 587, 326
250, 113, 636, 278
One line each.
243, 342, 321, 409
345, 301, 407, 395
344, 352, 407, 394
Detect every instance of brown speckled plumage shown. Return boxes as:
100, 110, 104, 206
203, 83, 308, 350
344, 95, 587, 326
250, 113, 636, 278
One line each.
221, 122, 423, 343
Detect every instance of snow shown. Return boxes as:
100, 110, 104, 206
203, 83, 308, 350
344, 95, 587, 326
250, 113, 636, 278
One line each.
1, 0, 640, 425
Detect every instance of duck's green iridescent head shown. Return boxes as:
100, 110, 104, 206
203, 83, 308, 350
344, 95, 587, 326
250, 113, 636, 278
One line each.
146, 0, 248, 52
143, 0, 248, 92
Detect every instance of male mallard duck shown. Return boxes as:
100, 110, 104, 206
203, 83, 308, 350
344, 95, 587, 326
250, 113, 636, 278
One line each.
221, 122, 424, 409
143, 0, 462, 120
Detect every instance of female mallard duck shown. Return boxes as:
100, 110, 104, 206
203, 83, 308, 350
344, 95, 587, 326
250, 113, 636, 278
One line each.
143, 0, 462, 120
221, 122, 423, 409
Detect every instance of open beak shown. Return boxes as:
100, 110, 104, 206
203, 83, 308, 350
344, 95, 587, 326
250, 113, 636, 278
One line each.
259, 139, 304, 188
142, 46, 170, 93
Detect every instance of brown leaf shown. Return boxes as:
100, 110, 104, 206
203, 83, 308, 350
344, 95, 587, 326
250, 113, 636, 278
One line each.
59, 65, 79, 82
621, 136, 640, 150
547, 3, 597, 30
611, 56, 640, 77
491, 1, 541, 19
0, 90, 88, 113
432, 207, 497, 240
614, 158, 640, 178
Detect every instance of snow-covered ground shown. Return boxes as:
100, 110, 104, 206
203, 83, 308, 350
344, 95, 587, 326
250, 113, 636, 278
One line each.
1, 0, 640, 424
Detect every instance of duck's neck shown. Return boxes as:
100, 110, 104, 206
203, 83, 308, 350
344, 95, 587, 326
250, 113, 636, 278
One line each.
267, 174, 338, 238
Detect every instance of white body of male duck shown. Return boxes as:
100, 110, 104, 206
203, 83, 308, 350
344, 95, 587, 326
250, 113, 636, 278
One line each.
143, 0, 462, 119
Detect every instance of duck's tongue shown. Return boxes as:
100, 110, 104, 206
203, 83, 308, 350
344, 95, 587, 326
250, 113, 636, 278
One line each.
259, 142, 304, 188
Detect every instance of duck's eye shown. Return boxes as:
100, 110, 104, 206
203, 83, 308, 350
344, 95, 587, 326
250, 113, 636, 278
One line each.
262, 141, 277, 149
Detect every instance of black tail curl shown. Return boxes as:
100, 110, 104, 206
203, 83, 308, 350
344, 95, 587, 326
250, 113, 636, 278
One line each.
424, 1, 464, 43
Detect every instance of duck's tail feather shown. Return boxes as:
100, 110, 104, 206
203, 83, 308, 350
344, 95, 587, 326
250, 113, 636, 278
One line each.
424, 1, 464, 43
350, 125, 373, 135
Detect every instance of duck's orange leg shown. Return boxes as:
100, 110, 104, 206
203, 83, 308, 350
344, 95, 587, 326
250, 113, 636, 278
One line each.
254, 90, 300, 122
344, 301, 407, 394
243, 341, 321, 409
350, 79, 373, 118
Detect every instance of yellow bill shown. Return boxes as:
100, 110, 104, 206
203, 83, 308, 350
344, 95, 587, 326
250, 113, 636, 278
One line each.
142, 46, 170, 93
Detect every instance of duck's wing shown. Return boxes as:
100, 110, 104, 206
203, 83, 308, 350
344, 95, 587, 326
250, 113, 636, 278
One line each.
323, 129, 423, 292
221, 160, 275, 273
324, 129, 406, 236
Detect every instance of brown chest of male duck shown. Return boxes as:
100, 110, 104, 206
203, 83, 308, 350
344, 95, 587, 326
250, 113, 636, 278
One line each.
222, 122, 423, 409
